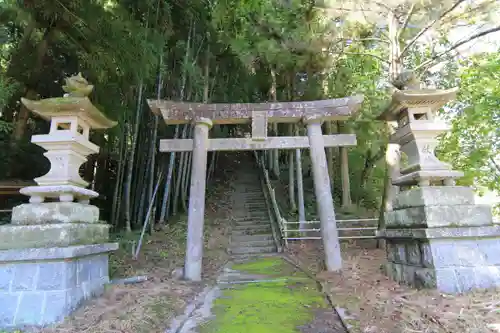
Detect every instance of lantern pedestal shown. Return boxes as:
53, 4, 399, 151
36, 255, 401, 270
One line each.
377, 88, 500, 294
0, 75, 118, 329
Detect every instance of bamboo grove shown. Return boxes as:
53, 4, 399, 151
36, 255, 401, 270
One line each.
1, 0, 499, 230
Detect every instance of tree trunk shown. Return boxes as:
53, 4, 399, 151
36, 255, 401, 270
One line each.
295, 125, 306, 231
379, 10, 403, 224
173, 124, 189, 215
269, 68, 280, 178
124, 83, 144, 232
111, 123, 127, 228
288, 124, 297, 212
325, 121, 336, 190
377, 140, 400, 248
340, 146, 352, 208
158, 24, 192, 224
181, 126, 194, 211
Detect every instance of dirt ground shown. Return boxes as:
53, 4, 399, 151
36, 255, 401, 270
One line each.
36, 175, 235, 333
287, 240, 500, 333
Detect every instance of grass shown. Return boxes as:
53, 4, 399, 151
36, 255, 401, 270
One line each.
232, 257, 308, 279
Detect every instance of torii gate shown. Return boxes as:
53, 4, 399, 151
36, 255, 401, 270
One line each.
148, 96, 364, 281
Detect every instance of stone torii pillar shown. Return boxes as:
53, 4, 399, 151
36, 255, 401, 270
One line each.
185, 118, 212, 281
304, 116, 342, 271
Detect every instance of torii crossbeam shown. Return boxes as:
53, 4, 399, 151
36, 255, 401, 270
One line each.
148, 95, 364, 281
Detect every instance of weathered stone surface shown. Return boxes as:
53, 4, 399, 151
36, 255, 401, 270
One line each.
382, 236, 500, 293
0, 223, 109, 249
385, 204, 493, 228
251, 111, 267, 140
420, 242, 433, 267
392, 186, 475, 210
430, 238, 500, 268
378, 225, 500, 239
392, 170, 464, 187
20, 184, 99, 203
415, 268, 436, 289
148, 95, 364, 125
433, 266, 500, 294
406, 242, 422, 265
0, 245, 113, 329
159, 134, 357, 152
11, 202, 99, 225
0, 243, 118, 262
401, 265, 416, 285
392, 244, 407, 264
306, 119, 342, 272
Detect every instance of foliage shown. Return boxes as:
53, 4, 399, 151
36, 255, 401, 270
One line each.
0, 0, 499, 230
441, 52, 500, 205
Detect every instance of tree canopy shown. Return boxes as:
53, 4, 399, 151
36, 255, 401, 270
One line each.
1, 0, 499, 227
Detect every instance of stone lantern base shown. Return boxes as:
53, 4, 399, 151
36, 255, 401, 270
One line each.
0, 202, 117, 329
378, 186, 500, 294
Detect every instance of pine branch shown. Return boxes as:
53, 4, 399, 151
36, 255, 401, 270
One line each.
491, 157, 500, 174
333, 37, 390, 44
341, 52, 390, 64
415, 25, 500, 71
397, 3, 416, 39
399, 0, 466, 60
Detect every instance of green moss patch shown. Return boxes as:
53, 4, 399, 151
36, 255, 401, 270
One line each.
201, 280, 326, 333
231, 257, 307, 279
201, 257, 329, 333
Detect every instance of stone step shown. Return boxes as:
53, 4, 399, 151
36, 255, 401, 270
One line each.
232, 215, 269, 221
230, 252, 280, 261
233, 205, 267, 211
234, 220, 269, 226
241, 204, 268, 208
232, 228, 272, 236
230, 245, 277, 255
239, 210, 269, 215
233, 239, 276, 248
232, 224, 271, 231
231, 234, 274, 242
233, 200, 265, 204
232, 197, 266, 202
235, 193, 264, 197
231, 217, 269, 223
233, 211, 267, 215
233, 197, 265, 201
242, 204, 268, 208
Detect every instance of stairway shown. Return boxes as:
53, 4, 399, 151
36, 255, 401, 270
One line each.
229, 158, 277, 258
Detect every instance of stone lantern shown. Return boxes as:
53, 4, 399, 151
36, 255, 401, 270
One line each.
377, 87, 500, 294
0, 74, 118, 329
384, 88, 463, 187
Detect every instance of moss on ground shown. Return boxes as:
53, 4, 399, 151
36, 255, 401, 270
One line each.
231, 257, 308, 279
200, 257, 327, 333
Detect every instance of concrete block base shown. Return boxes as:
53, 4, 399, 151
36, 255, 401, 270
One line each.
11, 202, 99, 225
379, 185, 500, 294
0, 223, 110, 250
379, 227, 500, 293
0, 243, 117, 329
